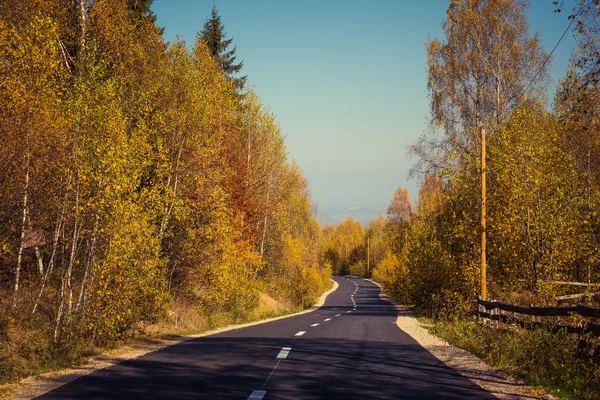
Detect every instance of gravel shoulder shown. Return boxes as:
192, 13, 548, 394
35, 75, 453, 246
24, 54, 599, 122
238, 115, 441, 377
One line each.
369, 279, 553, 400
2, 280, 339, 400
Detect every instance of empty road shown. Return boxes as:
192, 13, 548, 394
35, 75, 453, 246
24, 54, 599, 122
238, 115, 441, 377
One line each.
37, 276, 494, 399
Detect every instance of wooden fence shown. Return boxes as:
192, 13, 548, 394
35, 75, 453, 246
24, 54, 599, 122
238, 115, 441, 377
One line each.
477, 297, 600, 337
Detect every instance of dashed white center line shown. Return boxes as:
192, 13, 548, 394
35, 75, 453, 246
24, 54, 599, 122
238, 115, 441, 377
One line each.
295, 331, 306, 336
276, 347, 292, 359
310, 323, 319, 327
335, 313, 341, 316
324, 318, 332, 321
248, 390, 266, 399
346, 310, 352, 313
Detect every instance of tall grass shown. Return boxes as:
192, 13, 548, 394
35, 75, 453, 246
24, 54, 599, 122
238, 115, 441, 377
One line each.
430, 317, 600, 400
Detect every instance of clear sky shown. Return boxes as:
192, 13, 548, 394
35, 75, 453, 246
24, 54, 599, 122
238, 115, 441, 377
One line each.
151, 0, 578, 226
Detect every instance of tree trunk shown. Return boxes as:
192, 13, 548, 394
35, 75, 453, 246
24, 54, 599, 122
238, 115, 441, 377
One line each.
260, 177, 271, 258
66, 183, 81, 312
76, 211, 99, 313
32, 203, 65, 316
12, 152, 30, 310
78, 0, 88, 53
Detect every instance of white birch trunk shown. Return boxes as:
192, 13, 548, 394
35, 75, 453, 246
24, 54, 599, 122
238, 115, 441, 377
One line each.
12, 153, 30, 309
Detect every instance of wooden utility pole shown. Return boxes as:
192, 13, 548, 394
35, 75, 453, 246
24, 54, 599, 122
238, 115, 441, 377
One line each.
367, 237, 370, 275
481, 127, 487, 300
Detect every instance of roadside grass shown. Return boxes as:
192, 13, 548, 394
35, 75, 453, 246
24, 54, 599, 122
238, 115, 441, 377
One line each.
419, 315, 600, 400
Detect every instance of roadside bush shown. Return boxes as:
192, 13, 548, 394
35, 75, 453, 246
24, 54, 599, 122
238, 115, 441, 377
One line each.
431, 318, 600, 400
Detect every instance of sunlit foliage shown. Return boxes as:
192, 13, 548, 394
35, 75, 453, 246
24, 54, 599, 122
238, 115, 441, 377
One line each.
0, 1, 328, 383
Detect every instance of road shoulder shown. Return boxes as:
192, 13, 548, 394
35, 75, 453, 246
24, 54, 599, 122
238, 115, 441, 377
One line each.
3, 279, 339, 400
367, 279, 553, 400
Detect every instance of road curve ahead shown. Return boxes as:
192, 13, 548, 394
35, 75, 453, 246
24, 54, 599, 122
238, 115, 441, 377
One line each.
37, 276, 494, 399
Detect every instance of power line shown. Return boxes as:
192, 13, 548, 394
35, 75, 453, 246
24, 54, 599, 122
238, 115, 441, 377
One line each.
508, 3, 583, 116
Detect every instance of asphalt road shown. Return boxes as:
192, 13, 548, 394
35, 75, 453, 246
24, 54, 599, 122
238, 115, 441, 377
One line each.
37, 276, 494, 399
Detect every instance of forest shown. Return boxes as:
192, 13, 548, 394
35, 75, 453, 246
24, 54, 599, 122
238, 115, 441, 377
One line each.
3, 0, 600, 396
0, 0, 330, 383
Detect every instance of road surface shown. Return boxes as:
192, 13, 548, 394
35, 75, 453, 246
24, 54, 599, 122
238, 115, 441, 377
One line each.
37, 276, 494, 399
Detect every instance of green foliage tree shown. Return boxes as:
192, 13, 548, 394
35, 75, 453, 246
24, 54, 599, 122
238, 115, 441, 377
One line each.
199, 5, 246, 91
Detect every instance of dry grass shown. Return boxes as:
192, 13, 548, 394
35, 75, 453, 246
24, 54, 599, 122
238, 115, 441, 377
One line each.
1, 279, 337, 398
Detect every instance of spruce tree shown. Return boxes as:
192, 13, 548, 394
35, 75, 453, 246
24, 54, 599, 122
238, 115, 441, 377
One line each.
199, 5, 246, 91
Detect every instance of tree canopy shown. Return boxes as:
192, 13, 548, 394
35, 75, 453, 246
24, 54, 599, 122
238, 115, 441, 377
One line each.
199, 5, 247, 91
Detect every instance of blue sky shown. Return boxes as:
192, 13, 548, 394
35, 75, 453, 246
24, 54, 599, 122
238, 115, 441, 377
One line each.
151, 0, 578, 226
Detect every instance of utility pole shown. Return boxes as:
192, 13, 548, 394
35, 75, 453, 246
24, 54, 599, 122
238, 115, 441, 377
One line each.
481, 127, 487, 300
367, 237, 370, 275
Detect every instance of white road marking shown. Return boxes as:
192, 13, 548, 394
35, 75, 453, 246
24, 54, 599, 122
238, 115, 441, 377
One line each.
324, 318, 332, 321
335, 313, 341, 316
260, 359, 282, 390
310, 323, 319, 327
248, 390, 266, 400
277, 347, 292, 359
295, 331, 306, 336
353, 307, 356, 310
346, 310, 352, 313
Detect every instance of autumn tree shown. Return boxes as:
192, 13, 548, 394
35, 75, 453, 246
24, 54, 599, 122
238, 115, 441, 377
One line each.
321, 217, 365, 275
0, 1, 328, 382
569, 0, 600, 86
413, 0, 549, 173
488, 105, 579, 289
365, 213, 388, 274
386, 187, 413, 254
265, 163, 329, 307
402, 0, 555, 315
553, 0, 600, 283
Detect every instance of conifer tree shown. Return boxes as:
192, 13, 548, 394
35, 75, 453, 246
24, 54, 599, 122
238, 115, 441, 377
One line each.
199, 5, 246, 91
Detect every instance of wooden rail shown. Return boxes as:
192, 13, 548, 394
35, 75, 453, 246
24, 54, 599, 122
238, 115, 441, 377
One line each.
477, 297, 600, 337
555, 291, 600, 301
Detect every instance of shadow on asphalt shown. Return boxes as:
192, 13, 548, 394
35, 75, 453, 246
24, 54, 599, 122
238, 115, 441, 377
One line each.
37, 278, 499, 400
38, 335, 496, 400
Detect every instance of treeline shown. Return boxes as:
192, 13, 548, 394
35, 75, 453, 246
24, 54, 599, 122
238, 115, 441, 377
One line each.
327, 0, 600, 319
0, 0, 329, 380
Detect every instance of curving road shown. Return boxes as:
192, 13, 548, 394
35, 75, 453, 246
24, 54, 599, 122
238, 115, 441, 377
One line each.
37, 276, 494, 399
